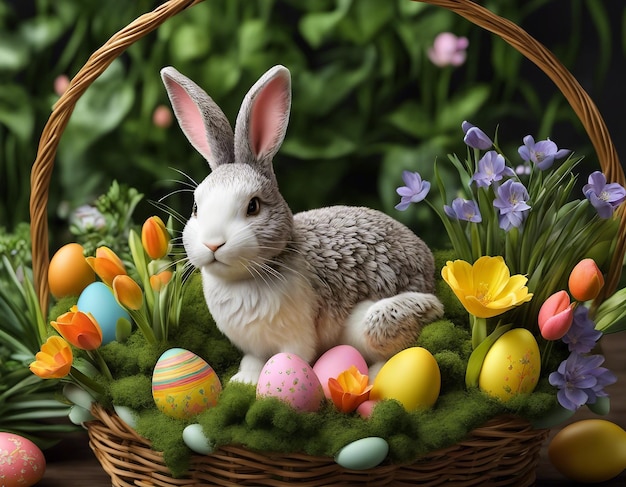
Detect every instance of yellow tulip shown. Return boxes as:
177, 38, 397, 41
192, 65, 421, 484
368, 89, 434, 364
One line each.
112, 275, 144, 310
29, 336, 73, 379
328, 365, 372, 413
86, 246, 127, 286
51, 305, 103, 350
142, 216, 170, 260
441, 256, 533, 318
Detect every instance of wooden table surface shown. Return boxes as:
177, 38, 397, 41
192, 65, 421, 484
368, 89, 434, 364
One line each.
39, 332, 626, 486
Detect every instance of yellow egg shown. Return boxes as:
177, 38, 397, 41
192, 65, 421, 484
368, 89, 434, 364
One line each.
549, 419, 626, 483
48, 243, 95, 298
478, 328, 540, 401
370, 347, 440, 411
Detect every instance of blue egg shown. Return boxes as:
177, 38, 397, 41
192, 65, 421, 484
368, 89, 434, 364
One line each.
335, 437, 389, 470
77, 281, 130, 345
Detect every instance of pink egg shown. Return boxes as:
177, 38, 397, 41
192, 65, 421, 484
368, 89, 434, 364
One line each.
313, 345, 368, 398
257, 353, 325, 412
0, 433, 46, 487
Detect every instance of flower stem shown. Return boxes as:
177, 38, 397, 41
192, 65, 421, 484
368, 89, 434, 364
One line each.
471, 315, 487, 349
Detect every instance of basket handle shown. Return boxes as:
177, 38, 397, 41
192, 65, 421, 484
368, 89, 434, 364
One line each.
30, 0, 204, 313
30, 0, 625, 314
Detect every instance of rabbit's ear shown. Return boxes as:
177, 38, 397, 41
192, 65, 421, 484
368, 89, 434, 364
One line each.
161, 66, 234, 170
234, 65, 291, 176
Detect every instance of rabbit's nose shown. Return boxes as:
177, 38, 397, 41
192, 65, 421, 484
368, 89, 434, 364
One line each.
205, 242, 225, 253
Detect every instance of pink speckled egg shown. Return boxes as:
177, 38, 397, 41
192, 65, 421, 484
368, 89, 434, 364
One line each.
313, 345, 368, 398
257, 353, 325, 412
0, 432, 45, 487
152, 348, 222, 419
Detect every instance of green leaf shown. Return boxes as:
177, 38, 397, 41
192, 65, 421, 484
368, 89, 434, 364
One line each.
465, 324, 512, 388
0, 34, 29, 72
19, 15, 65, 52
387, 101, 433, 138
436, 85, 490, 132
0, 85, 35, 142
170, 23, 211, 63
59, 59, 134, 157
299, 0, 352, 49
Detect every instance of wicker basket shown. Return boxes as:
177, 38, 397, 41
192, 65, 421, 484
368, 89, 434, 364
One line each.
29, 0, 625, 486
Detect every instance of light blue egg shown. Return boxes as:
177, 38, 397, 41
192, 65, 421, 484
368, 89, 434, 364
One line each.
114, 405, 139, 430
68, 405, 95, 425
77, 281, 130, 345
335, 437, 389, 470
183, 423, 214, 455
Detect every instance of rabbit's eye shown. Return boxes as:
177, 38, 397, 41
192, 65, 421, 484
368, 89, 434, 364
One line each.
247, 197, 261, 216
192, 202, 198, 217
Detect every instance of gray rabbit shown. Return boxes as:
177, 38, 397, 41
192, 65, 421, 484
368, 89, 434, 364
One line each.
162, 65, 443, 384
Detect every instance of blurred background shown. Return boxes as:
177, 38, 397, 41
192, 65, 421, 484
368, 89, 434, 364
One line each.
1, 0, 625, 254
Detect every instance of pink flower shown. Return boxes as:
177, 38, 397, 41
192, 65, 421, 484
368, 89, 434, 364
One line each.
152, 105, 173, 128
538, 290, 575, 340
427, 33, 469, 67
54, 75, 70, 96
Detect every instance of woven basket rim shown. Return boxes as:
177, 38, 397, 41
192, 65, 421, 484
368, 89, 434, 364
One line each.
27, 0, 624, 485
87, 403, 549, 487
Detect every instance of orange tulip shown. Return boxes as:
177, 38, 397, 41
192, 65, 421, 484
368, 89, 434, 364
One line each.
29, 336, 73, 379
112, 275, 143, 310
150, 270, 173, 292
51, 305, 103, 350
86, 246, 127, 286
569, 258, 605, 302
142, 216, 170, 260
328, 366, 373, 413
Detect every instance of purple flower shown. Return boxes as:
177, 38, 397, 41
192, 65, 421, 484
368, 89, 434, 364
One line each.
518, 135, 571, 170
395, 171, 431, 211
492, 179, 531, 231
549, 353, 616, 411
444, 198, 482, 222
462, 121, 493, 150
583, 171, 626, 218
427, 33, 469, 67
471, 151, 515, 188
562, 305, 602, 354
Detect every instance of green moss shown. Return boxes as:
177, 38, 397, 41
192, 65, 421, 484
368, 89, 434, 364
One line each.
108, 375, 153, 410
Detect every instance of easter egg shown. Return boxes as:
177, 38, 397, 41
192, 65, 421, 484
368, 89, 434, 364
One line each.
548, 419, 626, 483
335, 437, 389, 470
183, 423, 214, 455
77, 281, 130, 345
478, 328, 540, 401
257, 352, 325, 412
370, 347, 440, 411
48, 243, 95, 298
0, 432, 46, 487
313, 345, 368, 398
152, 348, 222, 419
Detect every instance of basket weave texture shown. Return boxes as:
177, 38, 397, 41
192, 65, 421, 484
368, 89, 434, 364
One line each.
29, 0, 624, 486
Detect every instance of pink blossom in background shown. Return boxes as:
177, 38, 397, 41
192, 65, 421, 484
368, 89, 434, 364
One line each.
54, 74, 70, 96
427, 32, 469, 67
152, 105, 173, 128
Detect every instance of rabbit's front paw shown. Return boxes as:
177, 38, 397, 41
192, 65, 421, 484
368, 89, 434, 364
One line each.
229, 354, 265, 385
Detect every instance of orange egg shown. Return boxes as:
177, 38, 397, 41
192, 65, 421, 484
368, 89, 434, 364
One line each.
48, 243, 95, 298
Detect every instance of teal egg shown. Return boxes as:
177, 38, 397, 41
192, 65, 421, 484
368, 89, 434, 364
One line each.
77, 281, 130, 345
335, 437, 389, 470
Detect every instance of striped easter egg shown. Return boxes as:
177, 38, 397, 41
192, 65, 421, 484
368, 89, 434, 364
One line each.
152, 348, 222, 419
